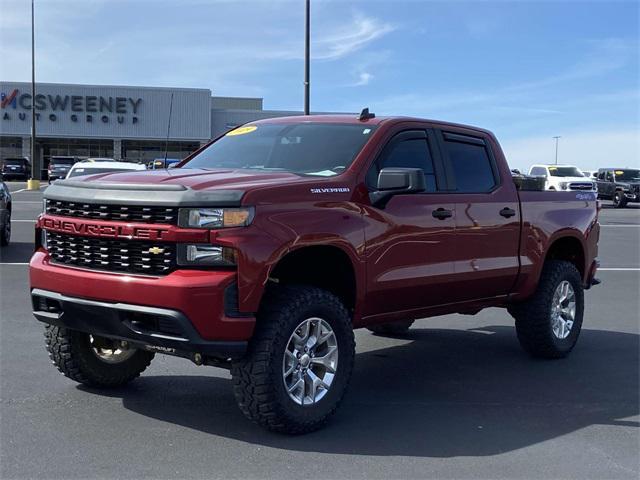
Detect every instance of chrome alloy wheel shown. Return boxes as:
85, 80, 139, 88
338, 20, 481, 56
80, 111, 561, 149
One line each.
89, 335, 136, 364
551, 280, 576, 340
283, 317, 338, 406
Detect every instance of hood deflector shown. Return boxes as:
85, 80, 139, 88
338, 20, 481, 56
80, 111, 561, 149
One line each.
45, 180, 245, 207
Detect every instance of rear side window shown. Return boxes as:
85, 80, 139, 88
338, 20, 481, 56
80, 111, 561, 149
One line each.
443, 134, 497, 192
368, 132, 437, 192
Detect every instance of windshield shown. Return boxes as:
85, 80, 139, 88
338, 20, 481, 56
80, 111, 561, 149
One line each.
548, 166, 583, 177
51, 158, 76, 166
614, 169, 640, 181
3, 159, 24, 166
68, 167, 137, 178
183, 123, 377, 176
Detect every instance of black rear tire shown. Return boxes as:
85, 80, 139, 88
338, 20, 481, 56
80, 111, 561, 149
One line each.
367, 320, 415, 335
231, 285, 355, 434
44, 325, 154, 388
613, 191, 627, 208
508, 260, 584, 358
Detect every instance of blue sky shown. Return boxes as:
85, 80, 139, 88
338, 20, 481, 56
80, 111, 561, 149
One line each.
1, 0, 638, 171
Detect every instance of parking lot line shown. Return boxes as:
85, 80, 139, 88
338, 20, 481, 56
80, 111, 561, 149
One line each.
599, 268, 640, 271
600, 225, 640, 228
12, 220, 36, 222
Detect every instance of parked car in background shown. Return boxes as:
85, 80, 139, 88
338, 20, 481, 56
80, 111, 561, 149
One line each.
0, 175, 11, 246
528, 164, 596, 191
48, 156, 82, 183
148, 158, 181, 169
595, 167, 640, 208
66, 160, 147, 179
1, 157, 31, 180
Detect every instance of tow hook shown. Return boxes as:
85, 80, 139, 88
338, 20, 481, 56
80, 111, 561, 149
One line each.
193, 353, 203, 365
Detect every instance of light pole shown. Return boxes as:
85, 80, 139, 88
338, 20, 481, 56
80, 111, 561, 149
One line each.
303, 0, 310, 115
553, 136, 561, 165
28, 0, 39, 189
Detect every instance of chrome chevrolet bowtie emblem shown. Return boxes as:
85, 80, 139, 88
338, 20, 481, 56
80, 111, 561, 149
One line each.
147, 247, 165, 255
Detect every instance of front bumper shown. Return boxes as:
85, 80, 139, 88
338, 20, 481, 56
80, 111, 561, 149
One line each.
32, 288, 247, 359
30, 250, 255, 349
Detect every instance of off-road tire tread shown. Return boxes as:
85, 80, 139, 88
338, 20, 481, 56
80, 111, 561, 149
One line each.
613, 191, 627, 209
508, 260, 583, 359
44, 325, 154, 387
231, 285, 355, 434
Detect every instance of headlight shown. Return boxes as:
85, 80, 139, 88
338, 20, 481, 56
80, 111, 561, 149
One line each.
178, 207, 253, 229
177, 244, 237, 266
559, 182, 568, 190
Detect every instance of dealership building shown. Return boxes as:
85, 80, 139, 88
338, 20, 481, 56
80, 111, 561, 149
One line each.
0, 81, 307, 170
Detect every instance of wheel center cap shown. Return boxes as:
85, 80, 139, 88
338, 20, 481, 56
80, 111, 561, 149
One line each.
300, 354, 311, 368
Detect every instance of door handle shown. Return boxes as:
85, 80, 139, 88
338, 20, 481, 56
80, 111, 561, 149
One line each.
499, 207, 516, 218
432, 208, 453, 220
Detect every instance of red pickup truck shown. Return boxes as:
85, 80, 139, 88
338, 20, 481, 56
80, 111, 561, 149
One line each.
31, 113, 600, 433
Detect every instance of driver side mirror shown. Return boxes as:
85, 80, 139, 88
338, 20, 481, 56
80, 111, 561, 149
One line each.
370, 167, 425, 208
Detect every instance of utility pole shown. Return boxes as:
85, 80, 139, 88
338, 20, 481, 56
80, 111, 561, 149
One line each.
162, 92, 174, 167
303, 0, 310, 115
553, 136, 561, 165
28, 0, 39, 189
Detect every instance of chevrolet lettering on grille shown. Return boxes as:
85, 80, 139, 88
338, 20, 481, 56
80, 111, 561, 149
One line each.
42, 217, 171, 241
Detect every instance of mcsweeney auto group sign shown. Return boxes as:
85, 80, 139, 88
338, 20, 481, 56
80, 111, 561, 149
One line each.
1, 88, 142, 125
0, 82, 211, 140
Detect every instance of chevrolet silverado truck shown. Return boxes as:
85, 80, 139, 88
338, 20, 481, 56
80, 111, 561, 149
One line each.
30, 113, 600, 433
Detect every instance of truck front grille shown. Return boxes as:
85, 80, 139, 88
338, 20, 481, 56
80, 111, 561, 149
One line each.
46, 231, 176, 276
568, 182, 595, 191
46, 200, 178, 224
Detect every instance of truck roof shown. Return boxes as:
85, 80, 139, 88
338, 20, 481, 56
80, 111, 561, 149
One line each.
250, 114, 495, 137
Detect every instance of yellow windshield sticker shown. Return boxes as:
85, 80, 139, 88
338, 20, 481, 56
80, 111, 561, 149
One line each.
226, 125, 257, 136
615, 170, 625, 176
549, 167, 558, 170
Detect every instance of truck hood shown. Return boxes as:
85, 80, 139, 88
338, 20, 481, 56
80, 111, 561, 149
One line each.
74, 168, 311, 191
553, 176, 593, 183
44, 168, 325, 207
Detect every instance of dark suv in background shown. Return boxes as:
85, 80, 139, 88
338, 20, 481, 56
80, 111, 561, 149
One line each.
1, 157, 31, 180
596, 168, 640, 208
48, 156, 81, 183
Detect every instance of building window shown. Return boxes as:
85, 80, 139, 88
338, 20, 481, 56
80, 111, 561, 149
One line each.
122, 140, 200, 163
0, 137, 23, 159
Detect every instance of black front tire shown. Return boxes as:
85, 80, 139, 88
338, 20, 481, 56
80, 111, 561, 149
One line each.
0, 210, 10, 246
613, 191, 627, 208
367, 319, 415, 335
44, 325, 154, 388
231, 285, 355, 434
508, 260, 584, 358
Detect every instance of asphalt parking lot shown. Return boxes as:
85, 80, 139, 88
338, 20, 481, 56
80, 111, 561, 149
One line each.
1, 181, 638, 480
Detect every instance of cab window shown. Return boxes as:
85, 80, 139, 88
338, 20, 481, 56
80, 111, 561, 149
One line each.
367, 131, 438, 192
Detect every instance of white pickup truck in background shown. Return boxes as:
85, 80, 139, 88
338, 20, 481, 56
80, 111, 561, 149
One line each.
528, 164, 596, 191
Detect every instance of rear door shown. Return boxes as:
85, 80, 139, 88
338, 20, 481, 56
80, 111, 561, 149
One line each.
363, 128, 457, 315
437, 129, 521, 301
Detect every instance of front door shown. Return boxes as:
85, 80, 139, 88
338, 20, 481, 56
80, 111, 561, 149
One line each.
363, 129, 457, 316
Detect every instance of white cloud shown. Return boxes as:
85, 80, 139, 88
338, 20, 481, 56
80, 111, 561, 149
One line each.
264, 12, 395, 61
351, 72, 372, 87
501, 129, 640, 172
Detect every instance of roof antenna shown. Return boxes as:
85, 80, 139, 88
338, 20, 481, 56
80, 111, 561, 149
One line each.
358, 107, 375, 121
